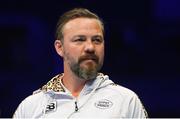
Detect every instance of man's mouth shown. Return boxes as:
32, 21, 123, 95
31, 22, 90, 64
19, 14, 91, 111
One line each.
83, 59, 96, 63
79, 55, 98, 64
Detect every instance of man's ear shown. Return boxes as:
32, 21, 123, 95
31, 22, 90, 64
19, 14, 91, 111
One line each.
54, 40, 64, 57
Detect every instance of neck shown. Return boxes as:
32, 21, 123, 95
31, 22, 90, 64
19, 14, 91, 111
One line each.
62, 64, 86, 97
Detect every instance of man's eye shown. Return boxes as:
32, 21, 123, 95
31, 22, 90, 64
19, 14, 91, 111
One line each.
95, 38, 101, 42
75, 38, 85, 42
93, 38, 103, 43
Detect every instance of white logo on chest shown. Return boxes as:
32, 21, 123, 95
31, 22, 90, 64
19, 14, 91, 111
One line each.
95, 99, 113, 109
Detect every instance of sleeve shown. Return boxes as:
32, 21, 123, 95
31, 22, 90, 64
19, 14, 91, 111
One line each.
13, 92, 47, 118
13, 100, 26, 118
127, 94, 148, 118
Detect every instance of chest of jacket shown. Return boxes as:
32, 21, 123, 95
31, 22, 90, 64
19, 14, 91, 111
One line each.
42, 92, 126, 118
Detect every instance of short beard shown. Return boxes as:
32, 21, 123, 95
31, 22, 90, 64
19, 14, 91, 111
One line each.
63, 48, 103, 81
71, 62, 100, 81
70, 56, 103, 81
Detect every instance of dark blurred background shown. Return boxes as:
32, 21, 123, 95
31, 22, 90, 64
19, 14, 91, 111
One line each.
0, 0, 180, 117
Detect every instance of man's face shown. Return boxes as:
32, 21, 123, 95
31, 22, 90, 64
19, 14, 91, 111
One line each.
61, 18, 104, 80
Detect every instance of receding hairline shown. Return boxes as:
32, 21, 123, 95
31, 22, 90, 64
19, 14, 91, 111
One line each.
55, 8, 104, 41
61, 17, 104, 37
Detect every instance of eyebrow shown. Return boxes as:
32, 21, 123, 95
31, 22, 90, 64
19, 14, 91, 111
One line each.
73, 34, 103, 38
73, 35, 86, 38
92, 35, 103, 39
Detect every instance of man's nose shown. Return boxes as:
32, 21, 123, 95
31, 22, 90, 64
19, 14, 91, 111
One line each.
84, 40, 95, 53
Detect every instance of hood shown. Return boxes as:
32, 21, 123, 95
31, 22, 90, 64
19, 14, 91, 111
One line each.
39, 73, 114, 96
82, 73, 114, 94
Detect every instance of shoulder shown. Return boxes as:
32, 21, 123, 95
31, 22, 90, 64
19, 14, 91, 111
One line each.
24, 90, 46, 104
13, 90, 47, 118
18, 90, 47, 111
97, 74, 139, 100
106, 83, 137, 99
108, 84, 148, 118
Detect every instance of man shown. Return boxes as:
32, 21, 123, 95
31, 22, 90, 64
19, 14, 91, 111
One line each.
13, 8, 148, 118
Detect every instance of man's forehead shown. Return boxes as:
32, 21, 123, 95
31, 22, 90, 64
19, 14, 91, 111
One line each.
63, 18, 102, 31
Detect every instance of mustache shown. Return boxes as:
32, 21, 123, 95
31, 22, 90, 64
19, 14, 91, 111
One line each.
78, 54, 99, 64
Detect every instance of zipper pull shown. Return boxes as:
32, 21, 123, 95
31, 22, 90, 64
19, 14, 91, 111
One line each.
75, 101, 79, 112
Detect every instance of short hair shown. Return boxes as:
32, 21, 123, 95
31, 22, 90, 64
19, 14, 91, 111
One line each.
55, 8, 104, 41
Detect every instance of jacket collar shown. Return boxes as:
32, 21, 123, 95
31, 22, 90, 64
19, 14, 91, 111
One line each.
41, 73, 108, 96
41, 73, 65, 93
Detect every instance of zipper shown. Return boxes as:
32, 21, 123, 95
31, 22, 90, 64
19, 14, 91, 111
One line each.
74, 101, 79, 112
67, 99, 78, 119
67, 76, 106, 118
